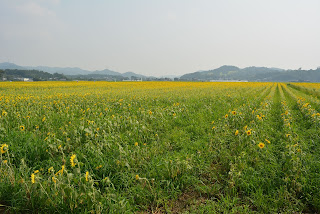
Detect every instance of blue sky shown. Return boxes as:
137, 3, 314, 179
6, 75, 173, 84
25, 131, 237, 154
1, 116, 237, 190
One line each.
0, 0, 319, 76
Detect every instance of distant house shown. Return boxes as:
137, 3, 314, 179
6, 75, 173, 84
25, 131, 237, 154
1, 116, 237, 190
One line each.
24, 78, 33, 82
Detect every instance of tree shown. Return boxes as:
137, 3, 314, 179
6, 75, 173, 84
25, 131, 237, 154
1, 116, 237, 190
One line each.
0, 69, 4, 80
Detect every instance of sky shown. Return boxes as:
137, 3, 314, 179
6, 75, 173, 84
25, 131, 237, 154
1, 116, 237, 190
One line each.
0, 0, 319, 76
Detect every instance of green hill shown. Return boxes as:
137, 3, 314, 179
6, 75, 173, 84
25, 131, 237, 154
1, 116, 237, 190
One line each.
180, 66, 320, 82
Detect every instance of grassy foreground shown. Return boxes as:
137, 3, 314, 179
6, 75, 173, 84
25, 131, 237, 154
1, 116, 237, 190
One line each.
1, 81, 320, 213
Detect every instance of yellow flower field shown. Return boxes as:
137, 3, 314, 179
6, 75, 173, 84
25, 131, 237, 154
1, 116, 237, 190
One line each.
1, 81, 320, 213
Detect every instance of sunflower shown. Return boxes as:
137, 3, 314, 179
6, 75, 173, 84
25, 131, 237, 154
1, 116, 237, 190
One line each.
246, 130, 252, 136
225, 114, 228, 118
31, 173, 35, 184
70, 154, 76, 167
1, 144, 8, 154
20, 125, 25, 131
258, 143, 265, 149
85, 171, 89, 182
232, 111, 236, 115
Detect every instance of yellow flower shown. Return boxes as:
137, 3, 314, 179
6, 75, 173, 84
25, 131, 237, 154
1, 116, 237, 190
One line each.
235, 130, 239, 136
232, 111, 236, 115
243, 125, 247, 130
95, 165, 102, 170
2, 111, 7, 116
52, 176, 56, 183
149, 110, 152, 115
135, 142, 138, 146
34, 170, 39, 174
211, 121, 214, 124
285, 134, 290, 137
85, 171, 89, 181
55, 165, 65, 176
31, 173, 35, 184
297, 149, 301, 152
246, 130, 252, 136
42, 117, 46, 122
3, 160, 7, 164
135, 174, 139, 180
1, 144, 8, 154
265, 139, 271, 144
48, 166, 54, 173
212, 126, 215, 130
70, 154, 76, 167
225, 114, 228, 118
258, 143, 265, 149
20, 125, 25, 131
58, 145, 62, 149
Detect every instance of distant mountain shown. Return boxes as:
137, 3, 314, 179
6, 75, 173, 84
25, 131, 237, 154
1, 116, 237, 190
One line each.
180, 65, 316, 82
122, 72, 146, 78
0, 62, 25, 70
92, 69, 122, 76
0, 62, 148, 79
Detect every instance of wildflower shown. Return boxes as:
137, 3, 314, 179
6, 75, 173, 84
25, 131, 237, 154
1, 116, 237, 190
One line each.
211, 121, 214, 124
34, 170, 39, 174
243, 125, 247, 130
235, 130, 239, 136
52, 176, 56, 183
135, 142, 138, 146
225, 114, 228, 118
58, 145, 62, 149
173, 113, 176, 116
265, 139, 271, 144
258, 143, 265, 149
246, 130, 252, 136
19, 125, 25, 131
31, 173, 35, 184
285, 134, 290, 137
55, 165, 65, 176
85, 171, 89, 181
1, 144, 8, 154
48, 167, 54, 173
135, 174, 139, 180
297, 149, 301, 152
232, 111, 236, 115
26, 115, 30, 119
103, 177, 110, 183
2, 111, 7, 116
212, 126, 215, 130
95, 165, 102, 170
155, 134, 158, 137
3, 160, 7, 164
42, 117, 46, 122
70, 154, 76, 167
149, 110, 152, 115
